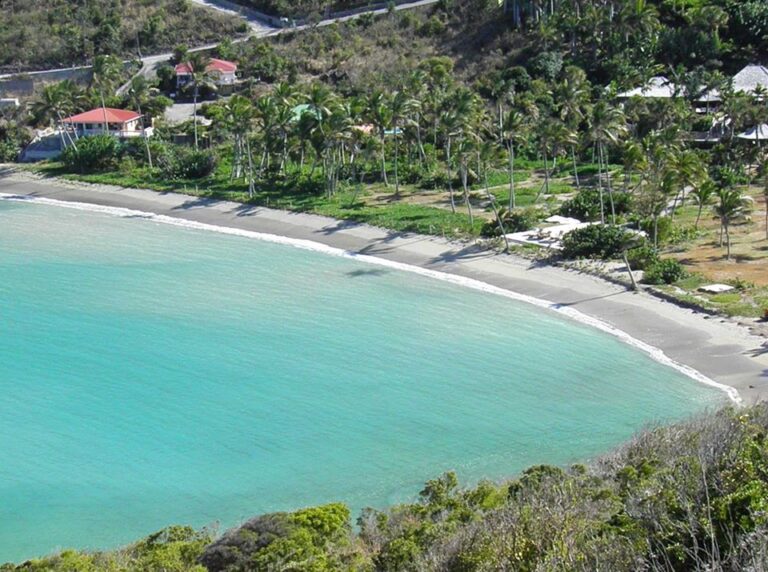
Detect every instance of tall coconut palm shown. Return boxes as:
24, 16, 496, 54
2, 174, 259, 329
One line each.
389, 90, 418, 197
31, 80, 84, 150
690, 179, 716, 230
588, 100, 627, 224
478, 138, 510, 252
184, 52, 213, 150
556, 66, 590, 189
221, 95, 254, 184
91, 54, 123, 133
501, 106, 529, 210
126, 76, 154, 169
366, 90, 392, 187
713, 187, 752, 260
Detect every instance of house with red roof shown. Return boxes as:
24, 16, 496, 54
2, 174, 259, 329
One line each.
175, 58, 238, 94
62, 107, 152, 139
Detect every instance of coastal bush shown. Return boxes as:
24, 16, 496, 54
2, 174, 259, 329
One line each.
559, 189, 631, 222
643, 258, 688, 285
625, 244, 658, 271
61, 135, 120, 173
561, 224, 631, 259
481, 207, 540, 236
158, 147, 218, 179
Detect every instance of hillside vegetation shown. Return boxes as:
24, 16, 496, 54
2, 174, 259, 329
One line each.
0, 0, 246, 73
4, 404, 768, 571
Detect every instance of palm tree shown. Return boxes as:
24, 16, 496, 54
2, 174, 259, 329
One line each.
31, 80, 83, 150
478, 138, 510, 252
126, 76, 154, 169
501, 107, 529, 210
713, 187, 752, 260
220, 95, 254, 184
184, 52, 213, 150
91, 54, 123, 133
589, 100, 627, 224
389, 90, 418, 197
764, 161, 768, 240
366, 90, 391, 186
556, 66, 590, 189
690, 180, 716, 230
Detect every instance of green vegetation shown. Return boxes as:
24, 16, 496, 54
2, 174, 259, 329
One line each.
6, 405, 768, 571
0, 0, 246, 72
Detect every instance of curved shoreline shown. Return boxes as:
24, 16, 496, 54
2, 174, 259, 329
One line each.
1, 170, 766, 403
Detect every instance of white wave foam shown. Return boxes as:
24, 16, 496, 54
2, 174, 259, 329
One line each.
1, 191, 742, 404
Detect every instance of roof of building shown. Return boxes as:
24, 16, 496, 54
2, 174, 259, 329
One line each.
737, 123, 768, 141
617, 76, 677, 99
62, 108, 141, 124
175, 58, 238, 75
732, 64, 768, 94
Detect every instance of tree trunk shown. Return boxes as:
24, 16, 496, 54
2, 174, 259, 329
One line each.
725, 221, 731, 260
600, 143, 616, 224
597, 144, 605, 224
461, 162, 473, 226
193, 85, 199, 150
393, 126, 400, 197
622, 250, 638, 291
507, 140, 516, 210
571, 145, 580, 189
485, 171, 509, 252
447, 136, 455, 213
380, 131, 388, 186
695, 204, 703, 230
137, 102, 152, 169
246, 137, 255, 198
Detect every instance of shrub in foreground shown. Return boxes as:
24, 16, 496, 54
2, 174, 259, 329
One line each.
158, 146, 218, 179
60, 134, 120, 172
643, 258, 688, 285
561, 223, 631, 259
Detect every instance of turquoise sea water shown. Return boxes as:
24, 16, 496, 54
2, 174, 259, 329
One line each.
0, 199, 724, 562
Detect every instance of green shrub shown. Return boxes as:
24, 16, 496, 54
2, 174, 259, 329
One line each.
643, 258, 688, 285
561, 224, 631, 259
60, 134, 120, 172
559, 189, 631, 222
625, 244, 658, 271
158, 146, 217, 179
482, 208, 541, 236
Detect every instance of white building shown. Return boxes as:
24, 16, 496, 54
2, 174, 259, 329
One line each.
61, 107, 152, 138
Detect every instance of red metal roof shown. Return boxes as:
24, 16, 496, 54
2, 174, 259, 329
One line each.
62, 108, 141, 124
175, 58, 237, 75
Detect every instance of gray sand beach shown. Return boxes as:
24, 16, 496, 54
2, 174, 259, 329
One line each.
1, 168, 766, 403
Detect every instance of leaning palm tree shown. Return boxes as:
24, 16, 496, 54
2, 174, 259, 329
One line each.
713, 187, 752, 260
690, 180, 716, 230
31, 81, 83, 150
764, 162, 768, 240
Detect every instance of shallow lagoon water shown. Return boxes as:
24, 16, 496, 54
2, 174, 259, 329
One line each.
0, 199, 723, 561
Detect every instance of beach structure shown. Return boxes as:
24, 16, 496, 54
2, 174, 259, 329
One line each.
616, 76, 677, 99
61, 108, 152, 139
0, 97, 19, 108
175, 58, 238, 94
732, 64, 768, 95
737, 124, 768, 142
